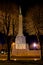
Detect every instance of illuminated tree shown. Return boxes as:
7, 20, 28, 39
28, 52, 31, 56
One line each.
0, 3, 19, 61
25, 5, 43, 35
25, 5, 43, 60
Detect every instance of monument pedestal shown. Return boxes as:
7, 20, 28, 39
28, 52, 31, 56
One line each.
15, 35, 26, 49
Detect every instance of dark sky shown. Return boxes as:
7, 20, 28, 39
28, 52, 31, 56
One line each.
0, 0, 43, 16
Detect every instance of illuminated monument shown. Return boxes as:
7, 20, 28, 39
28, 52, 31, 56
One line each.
11, 7, 41, 60
15, 7, 26, 49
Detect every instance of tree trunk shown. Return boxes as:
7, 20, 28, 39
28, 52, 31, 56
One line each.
39, 36, 42, 60
7, 36, 10, 61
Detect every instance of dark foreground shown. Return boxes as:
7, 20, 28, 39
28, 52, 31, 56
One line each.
0, 60, 43, 65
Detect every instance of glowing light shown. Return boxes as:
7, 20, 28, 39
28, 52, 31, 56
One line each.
34, 59, 37, 61
33, 43, 37, 47
12, 42, 15, 45
1, 51, 4, 54
14, 59, 16, 61
11, 42, 15, 47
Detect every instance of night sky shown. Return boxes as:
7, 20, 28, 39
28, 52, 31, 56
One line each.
0, 0, 43, 16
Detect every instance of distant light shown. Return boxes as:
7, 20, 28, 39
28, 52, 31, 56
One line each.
33, 42, 37, 47
1, 51, 4, 54
12, 42, 15, 45
14, 59, 16, 61
34, 59, 37, 61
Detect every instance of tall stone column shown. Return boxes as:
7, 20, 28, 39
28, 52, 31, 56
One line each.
18, 7, 23, 36
15, 7, 26, 49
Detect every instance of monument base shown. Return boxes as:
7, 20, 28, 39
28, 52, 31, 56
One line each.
15, 35, 26, 49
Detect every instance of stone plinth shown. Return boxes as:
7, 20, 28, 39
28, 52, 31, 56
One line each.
15, 35, 26, 49
11, 49, 41, 60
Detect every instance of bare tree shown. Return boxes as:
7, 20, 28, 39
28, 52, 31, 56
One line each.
3, 12, 11, 61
